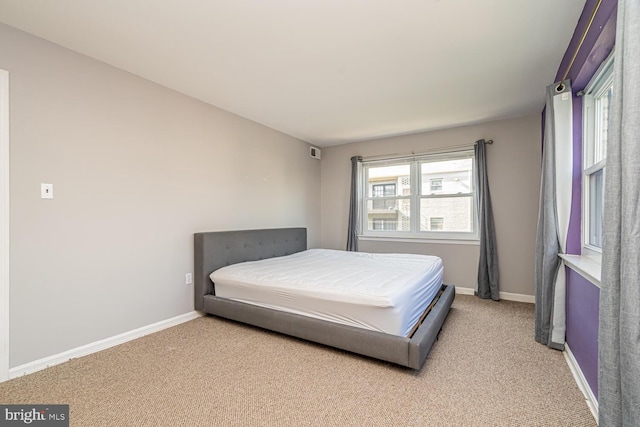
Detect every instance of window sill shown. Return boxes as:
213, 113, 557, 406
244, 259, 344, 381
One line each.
359, 236, 480, 246
559, 254, 601, 288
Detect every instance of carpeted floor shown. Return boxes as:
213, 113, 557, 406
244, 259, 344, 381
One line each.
0, 295, 596, 426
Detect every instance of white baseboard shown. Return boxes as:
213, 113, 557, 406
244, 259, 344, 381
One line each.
455, 287, 476, 296
564, 344, 599, 423
498, 291, 535, 303
8, 311, 203, 380
455, 286, 535, 303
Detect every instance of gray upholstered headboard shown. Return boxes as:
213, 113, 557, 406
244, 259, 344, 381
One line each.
194, 228, 307, 311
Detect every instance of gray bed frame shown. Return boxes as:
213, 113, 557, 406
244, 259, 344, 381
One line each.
194, 227, 455, 370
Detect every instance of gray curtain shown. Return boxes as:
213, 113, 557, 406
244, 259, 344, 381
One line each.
346, 156, 362, 251
534, 80, 572, 350
598, 1, 640, 425
474, 139, 499, 300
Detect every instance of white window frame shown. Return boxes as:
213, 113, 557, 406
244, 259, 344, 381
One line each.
582, 53, 613, 258
360, 149, 479, 242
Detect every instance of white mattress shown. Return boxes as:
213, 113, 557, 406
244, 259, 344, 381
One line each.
210, 249, 443, 336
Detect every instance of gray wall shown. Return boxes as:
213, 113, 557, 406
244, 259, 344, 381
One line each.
320, 115, 541, 295
1, 23, 321, 367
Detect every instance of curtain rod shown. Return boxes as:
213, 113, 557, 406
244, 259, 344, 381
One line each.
361, 139, 493, 162
561, 0, 602, 82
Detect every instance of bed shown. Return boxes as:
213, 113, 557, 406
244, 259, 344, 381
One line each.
194, 227, 455, 370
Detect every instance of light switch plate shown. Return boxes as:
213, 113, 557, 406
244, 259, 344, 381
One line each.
41, 183, 53, 199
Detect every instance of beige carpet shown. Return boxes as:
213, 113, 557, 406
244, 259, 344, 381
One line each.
1, 295, 596, 426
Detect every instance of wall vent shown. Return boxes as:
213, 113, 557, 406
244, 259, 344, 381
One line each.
310, 146, 321, 160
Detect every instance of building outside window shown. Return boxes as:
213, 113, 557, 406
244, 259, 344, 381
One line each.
430, 178, 443, 192
372, 218, 397, 230
430, 217, 444, 231
361, 150, 477, 241
372, 183, 397, 209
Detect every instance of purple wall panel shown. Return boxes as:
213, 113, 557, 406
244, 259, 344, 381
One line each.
562, 0, 618, 254
552, 0, 618, 400
555, 0, 618, 88
566, 267, 600, 398
573, 11, 617, 91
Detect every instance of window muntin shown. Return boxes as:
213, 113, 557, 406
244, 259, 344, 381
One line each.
361, 150, 477, 240
583, 54, 613, 252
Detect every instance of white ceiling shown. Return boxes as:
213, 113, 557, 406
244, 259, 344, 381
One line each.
0, 0, 586, 146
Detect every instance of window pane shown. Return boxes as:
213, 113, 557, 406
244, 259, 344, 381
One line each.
367, 165, 410, 197
582, 54, 612, 252
594, 85, 613, 165
421, 159, 473, 195
366, 199, 410, 231
589, 169, 604, 248
420, 197, 473, 232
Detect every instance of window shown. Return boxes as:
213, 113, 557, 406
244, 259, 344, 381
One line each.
582, 53, 613, 252
430, 217, 444, 231
373, 218, 397, 230
372, 183, 397, 209
361, 150, 477, 240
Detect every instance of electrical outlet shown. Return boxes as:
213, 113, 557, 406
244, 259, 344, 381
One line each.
185, 273, 193, 285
